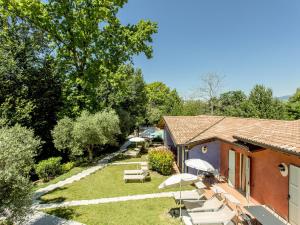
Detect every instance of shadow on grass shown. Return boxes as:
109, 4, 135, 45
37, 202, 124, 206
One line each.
124, 176, 152, 183
168, 207, 182, 218
46, 207, 80, 220
109, 153, 132, 162
39, 187, 68, 204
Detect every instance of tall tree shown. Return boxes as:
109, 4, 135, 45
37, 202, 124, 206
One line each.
0, 15, 62, 159
287, 88, 300, 119
2, 0, 158, 117
197, 73, 224, 115
217, 90, 247, 116
99, 65, 148, 137
179, 100, 209, 116
248, 84, 287, 119
145, 82, 182, 124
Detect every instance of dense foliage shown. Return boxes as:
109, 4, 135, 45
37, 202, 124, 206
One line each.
145, 82, 182, 124
287, 88, 300, 119
0, 125, 40, 223
61, 162, 75, 173
35, 157, 62, 181
0, 15, 62, 160
52, 110, 120, 161
148, 147, 174, 175
2, 0, 157, 118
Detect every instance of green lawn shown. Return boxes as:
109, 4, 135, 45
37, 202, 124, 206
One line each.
112, 152, 149, 162
40, 163, 193, 203
33, 166, 88, 191
45, 198, 183, 225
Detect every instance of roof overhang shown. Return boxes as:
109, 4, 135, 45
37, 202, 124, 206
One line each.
233, 135, 300, 157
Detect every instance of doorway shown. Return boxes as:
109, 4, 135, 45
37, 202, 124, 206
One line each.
239, 154, 251, 199
228, 150, 235, 187
289, 165, 300, 225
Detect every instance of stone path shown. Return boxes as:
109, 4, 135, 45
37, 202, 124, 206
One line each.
34, 147, 128, 200
35, 191, 181, 209
28, 140, 183, 225
28, 143, 132, 225
22, 211, 84, 225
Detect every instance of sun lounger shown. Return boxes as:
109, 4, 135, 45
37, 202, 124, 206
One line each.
183, 195, 224, 212
188, 205, 236, 225
123, 173, 147, 183
140, 162, 149, 171
173, 189, 206, 203
124, 169, 145, 175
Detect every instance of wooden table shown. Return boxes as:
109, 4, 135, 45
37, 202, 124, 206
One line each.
244, 205, 287, 225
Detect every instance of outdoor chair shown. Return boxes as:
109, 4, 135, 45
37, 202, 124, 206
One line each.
183, 194, 224, 212
188, 205, 236, 225
124, 169, 147, 175
173, 189, 206, 203
123, 171, 148, 183
140, 162, 148, 171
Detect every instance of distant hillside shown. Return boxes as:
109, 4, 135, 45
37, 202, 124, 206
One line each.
277, 95, 291, 101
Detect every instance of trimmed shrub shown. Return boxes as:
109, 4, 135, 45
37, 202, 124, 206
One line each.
61, 162, 75, 173
148, 147, 174, 175
35, 157, 62, 181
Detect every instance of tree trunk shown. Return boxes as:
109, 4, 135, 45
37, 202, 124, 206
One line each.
87, 145, 93, 161
210, 103, 214, 115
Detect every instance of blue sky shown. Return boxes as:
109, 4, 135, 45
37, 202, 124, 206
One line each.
118, 0, 300, 97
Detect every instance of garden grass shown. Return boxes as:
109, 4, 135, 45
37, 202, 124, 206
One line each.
44, 198, 183, 225
40, 164, 193, 203
113, 152, 149, 162
33, 166, 88, 191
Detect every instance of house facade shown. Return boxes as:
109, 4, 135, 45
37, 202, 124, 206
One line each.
163, 115, 300, 225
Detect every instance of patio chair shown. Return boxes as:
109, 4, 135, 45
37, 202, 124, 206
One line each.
123, 171, 148, 183
124, 169, 146, 175
140, 162, 148, 171
188, 205, 236, 225
183, 194, 224, 212
173, 189, 206, 203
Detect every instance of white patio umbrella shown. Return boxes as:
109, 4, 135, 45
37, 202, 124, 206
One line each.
129, 137, 145, 147
159, 173, 198, 217
185, 158, 215, 174
129, 137, 145, 143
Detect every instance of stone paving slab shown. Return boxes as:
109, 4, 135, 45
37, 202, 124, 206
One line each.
22, 211, 85, 225
36, 191, 181, 209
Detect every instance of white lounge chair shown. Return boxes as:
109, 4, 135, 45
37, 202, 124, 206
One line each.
188, 205, 236, 225
173, 189, 206, 203
123, 172, 148, 183
140, 162, 148, 170
124, 169, 145, 175
184, 195, 224, 212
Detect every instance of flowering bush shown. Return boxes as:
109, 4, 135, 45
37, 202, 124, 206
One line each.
148, 147, 174, 175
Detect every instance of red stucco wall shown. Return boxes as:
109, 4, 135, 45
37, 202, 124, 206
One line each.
220, 142, 300, 220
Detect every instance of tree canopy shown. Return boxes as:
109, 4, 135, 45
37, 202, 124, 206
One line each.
52, 110, 120, 161
145, 82, 182, 124
1, 0, 158, 117
287, 88, 300, 119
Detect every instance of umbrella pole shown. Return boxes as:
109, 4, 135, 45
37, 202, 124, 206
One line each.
179, 181, 182, 217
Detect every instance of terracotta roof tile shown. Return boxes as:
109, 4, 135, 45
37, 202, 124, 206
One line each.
163, 116, 300, 154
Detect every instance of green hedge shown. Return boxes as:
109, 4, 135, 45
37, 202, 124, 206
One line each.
148, 147, 174, 175
61, 162, 75, 173
35, 157, 62, 181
